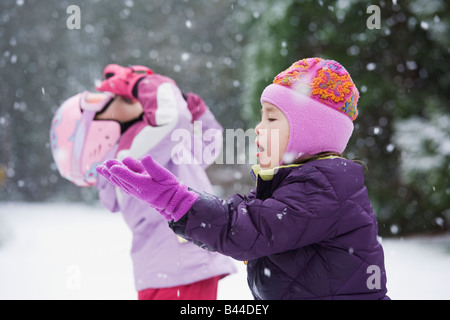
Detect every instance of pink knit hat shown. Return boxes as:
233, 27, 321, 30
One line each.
260, 57, 359, 163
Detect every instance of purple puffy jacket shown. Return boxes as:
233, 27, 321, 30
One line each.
170, 157, 389, 300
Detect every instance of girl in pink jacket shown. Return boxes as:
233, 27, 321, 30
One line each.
50, 65, 236, 300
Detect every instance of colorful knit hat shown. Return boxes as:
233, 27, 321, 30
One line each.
261, 57, 359, 162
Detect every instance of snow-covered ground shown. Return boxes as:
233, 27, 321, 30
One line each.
0, 202, 449, 300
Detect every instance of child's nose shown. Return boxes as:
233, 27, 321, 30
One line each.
255, 122, 262, 135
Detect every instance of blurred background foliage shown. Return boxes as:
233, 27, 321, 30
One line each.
0, 0, 448, 236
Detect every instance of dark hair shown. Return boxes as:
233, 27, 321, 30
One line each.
293, 151, 368, 173
293, 151, 343, 165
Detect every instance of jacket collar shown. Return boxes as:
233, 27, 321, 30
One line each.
251, 164, 301, 182
251, 155, 344, 182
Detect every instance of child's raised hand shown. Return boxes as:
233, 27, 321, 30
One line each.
96, 64, 153, 100
96, 159, 132, 194
96, 155, 199, 221
184, 92, 208, 122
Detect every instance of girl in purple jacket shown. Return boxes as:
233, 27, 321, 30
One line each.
50, 65, 236, 300
97, 58, 389, 300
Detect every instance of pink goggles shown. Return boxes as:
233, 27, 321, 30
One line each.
70, 91, 120, 186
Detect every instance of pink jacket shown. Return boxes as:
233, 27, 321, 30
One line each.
96, 74, 236, 290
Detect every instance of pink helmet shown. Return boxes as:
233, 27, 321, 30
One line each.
50, 91, 121, 187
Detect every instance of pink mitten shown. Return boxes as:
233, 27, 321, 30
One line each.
185, 92, 208, 122
96, 156, 199, 221
96, 64, 154, 100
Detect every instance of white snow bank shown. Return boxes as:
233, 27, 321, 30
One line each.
0, 202, 449, 300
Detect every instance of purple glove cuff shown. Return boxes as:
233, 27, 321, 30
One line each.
168, 184, 200, 222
